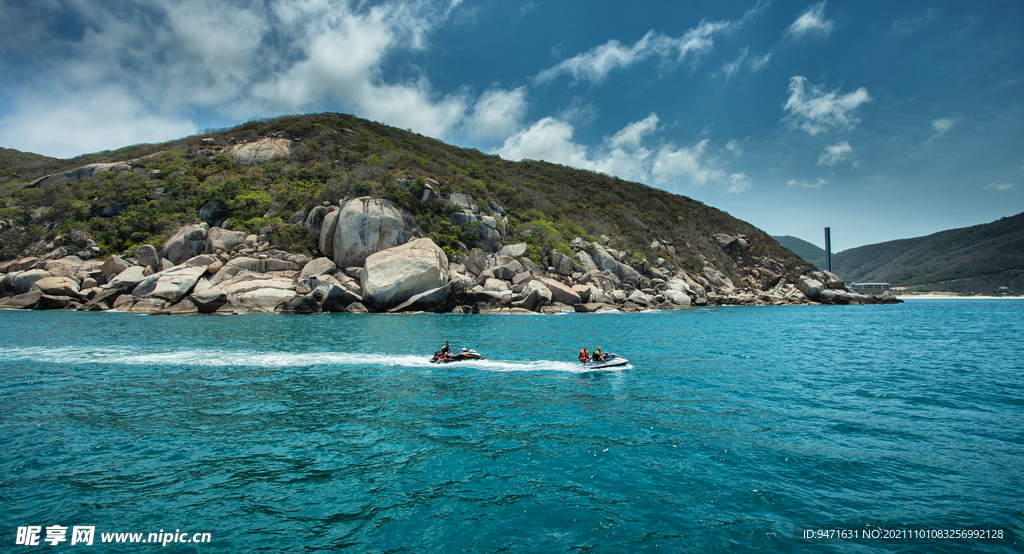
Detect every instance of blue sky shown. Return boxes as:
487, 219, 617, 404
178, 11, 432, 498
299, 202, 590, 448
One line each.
1, 0, 1021, 251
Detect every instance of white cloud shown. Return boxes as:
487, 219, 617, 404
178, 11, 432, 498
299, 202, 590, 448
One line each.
931, 118, 955, 137
818, 141, 853, 166
783, 76, 871, 135
787, 1, 834, 40
251, 1, 471, 136
534, 2, 768, 85
726, 173, 751, 194
786, 178, 828, 189
494, 115, 657, 183
534, 30, 666, 84
726, 139, 744, 157
720, 47, 749, 82
0, 0, 477, 157
494, 117, 591, 168
892, 8, 941, 36
751, 52, 773, 72
466, 86, 529, 141
652, 140, 726, 187
606, 113, 659, 151
496, 114, 744, 192
0, 88, 198, 159
984, 183, 1016, 192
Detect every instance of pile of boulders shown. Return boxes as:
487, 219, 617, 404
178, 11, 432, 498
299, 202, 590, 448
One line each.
0, 195, 899, 315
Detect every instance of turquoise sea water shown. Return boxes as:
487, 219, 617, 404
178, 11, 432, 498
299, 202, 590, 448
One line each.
1, 300, 1022, 553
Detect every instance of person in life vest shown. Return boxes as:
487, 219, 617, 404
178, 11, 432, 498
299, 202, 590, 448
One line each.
579, 347, 590, 363
440, 341, 451, 360
592, 347, 604, 362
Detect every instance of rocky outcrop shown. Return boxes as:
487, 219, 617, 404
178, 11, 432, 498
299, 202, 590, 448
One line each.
29, 162, 131, 189
360, 238, 449, 311
13, 269, 52, 295
319, 208, 339, 257
161, 223, 208, 265
33, 276, 81, 298
221, 138, 293, 165
131, 262, 208, 304
205, 228, 246, 254
333, 197, 419, 268
0, 194, 901, 315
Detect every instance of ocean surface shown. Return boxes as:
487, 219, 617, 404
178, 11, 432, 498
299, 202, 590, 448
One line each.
1, 300, 1022, 553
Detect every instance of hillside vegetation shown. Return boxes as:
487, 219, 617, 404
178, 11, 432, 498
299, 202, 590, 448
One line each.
0, 112, 801, 285
831, 212, 1024, 295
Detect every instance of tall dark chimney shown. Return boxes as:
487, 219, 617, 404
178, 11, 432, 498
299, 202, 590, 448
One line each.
824, 227, 832, 273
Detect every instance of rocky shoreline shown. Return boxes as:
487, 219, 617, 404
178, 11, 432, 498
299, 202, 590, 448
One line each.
0, 195, 900, 315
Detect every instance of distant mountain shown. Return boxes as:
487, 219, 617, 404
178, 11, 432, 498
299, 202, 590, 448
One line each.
773, 235, 827, 270
830, 213, 1024, 295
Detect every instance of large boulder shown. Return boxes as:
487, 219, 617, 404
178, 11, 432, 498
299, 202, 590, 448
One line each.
360, 238, 449, 310
228, 288, 296, 312
107, 266, 148, 291
36, 294, 76, 310
299, 257, 337, 280
304, 205, 332, 237
591, 244, 619, 273
448, 270, 474, 293
797, 276, 825, 300
275, 294, 320, 314
135, 245, 160, 270
464, 248, 487, 275
131, 264, 208, 303
205, 228, 246, 254
33, 276, 81, 298
482, 278, 510, 292
319, 207, 339, 257
516, 280, 552, 312
389, 285, 451, 313
0, 290, 42, 309
82, 287, 123, 311
533, 276, 581, 305
574, 250, 598, 273
0, 272, 17, 296
222, 137, 293, 165
213, 276, 297, 296
822, 271, 846, 290
317, 283, 364, 312
100, 256, 130, 280
13, 269, 53, 295
499, 243, 528, 259
189, 288, 228, 313
332, 197, 419, 268
550, 251, 574, 276
662, 290, 692, 306
448, 193, 477, 212
161, 223, 209, 265
42, 256, 84, 278
29, 162, 130, 188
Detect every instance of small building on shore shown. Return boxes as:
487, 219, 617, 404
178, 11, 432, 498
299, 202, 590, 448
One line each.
851, 282, 891, 292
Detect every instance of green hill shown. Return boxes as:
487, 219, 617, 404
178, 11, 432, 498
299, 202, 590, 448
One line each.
773, 235, 827, 270
831, 213, 1024, 295
0, 112, 802, 285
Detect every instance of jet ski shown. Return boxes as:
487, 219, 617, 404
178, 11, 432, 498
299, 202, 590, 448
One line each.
430, 348, 485, 363
583, 353, 628, 370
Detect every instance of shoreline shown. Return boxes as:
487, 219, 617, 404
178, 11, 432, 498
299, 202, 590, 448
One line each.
897, 293, 1022, 300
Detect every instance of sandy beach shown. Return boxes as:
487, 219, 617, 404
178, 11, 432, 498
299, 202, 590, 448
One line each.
897, 293, 1022, 300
